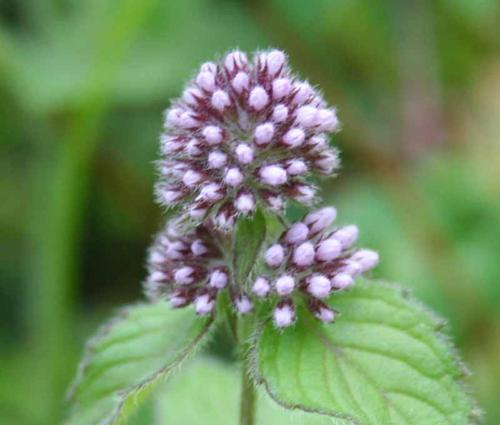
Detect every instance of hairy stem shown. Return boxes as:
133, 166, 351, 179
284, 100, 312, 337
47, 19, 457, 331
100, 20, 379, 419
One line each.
240, 354, 256, 425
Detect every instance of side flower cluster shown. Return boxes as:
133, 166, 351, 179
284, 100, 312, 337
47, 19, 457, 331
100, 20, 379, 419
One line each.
145, 207, 378, 327
156, 49, 340, 230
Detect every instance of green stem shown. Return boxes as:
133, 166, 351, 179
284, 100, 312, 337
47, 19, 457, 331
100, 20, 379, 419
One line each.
240, 352, 256, 425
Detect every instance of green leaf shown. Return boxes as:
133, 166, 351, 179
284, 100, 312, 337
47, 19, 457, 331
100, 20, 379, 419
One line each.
64, 302, 213, 425
254, 279, 480, 425
233, 209, 266, 286
155, 357, 349, 424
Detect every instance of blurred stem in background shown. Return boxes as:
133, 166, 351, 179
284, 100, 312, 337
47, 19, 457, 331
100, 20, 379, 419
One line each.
28, 0, 155, 421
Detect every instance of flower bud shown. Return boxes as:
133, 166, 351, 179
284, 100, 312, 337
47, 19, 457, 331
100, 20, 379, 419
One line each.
307, 275, 331, 298
282, 128, 305, 148
207, 150, 227, 168
194, 293, 214, 315
272, 78, 292, 99
248, 86, 269, 110
209, 269, 228, 289
305, 207, 337, 233
174, 267, 195, 285
275, 275, 295, 295
272, 104, 288, 122
351, 250, 379, 272
333, 225, 359, 248
252, 277, 270, 297
235, 143, 254, 164
331, 273, 354, 290
211, 90, 231, 111
316, 238, 342, 262
254, 123, 275, 146
293, 241, 315, 267
285, 222, 309, 245
273, 301, 295, 328
232, 72, 249, 93
265, 244, 285, 267
202, 125, 223, 145
235, 295, 253, 314
235, 192, 255, 214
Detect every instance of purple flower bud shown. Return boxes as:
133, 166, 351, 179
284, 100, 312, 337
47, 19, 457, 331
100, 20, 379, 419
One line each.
185, 138, 202, 156
292, 184, 316, 204
316, 238, 342, 262
235, 295, 253, 314
254, 123, 275, 146
272, 104, 288, 122
316, 108, 339, 131
196, 71, 216, 92
331, 273, 354, 290
248, 86, 269, 110
272, 78, 292, 99
224, 50, 247, 73
235, 192, 255, 214
351, 249, 379, 272
307, 274, 331, 298
295, 105, 318, 128
282, 128, 305, 148
179, 112, 199, 129
197, 182, 223, 203
194, 293, 214, 315
211, 90, 231, 111
165, 108, 183, 127
333, 225, 359, 248
314, 304, 335, 323
305, 207, 337, 233
252, 277, 270, 297
209, 269, 228, 289
293, 82, 313, 104
191, 239, 208, 256
224, 167, 244, 187
260, 165, 287, 186
182, 170, 203, 188
285, 222, 309, 245
275, 275, 295, 295
265, 244, 285, 267
182, 87, 203, 106
273, 301, 295, 328
232, 72, 249, 93
265, 50, 286, 76
202, 125, 223, 145
293, 241, 315, 267
315, 151, 339, 174
174, 267, 195, 285
207, 150, 228, 168
286, 159, 308, 176
235, 143, 254, 164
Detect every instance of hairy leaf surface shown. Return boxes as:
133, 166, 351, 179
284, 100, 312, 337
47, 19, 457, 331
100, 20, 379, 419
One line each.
255, 280, 479, 425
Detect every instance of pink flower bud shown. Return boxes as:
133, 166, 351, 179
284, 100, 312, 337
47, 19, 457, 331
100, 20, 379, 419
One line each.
265, 194, 284, 211
333, 225, 359, 248
235, 295, 253, 314
149, 270, 166, 283
316, 238, 342, 262
182, 169, 203, 188
182, 87, 203, 106
293, 184, 316, 204
191, 239, 208, 256
295, 105, 318, 127
185, 138, 202, 156
273, 302, 295, 327
194, 293, 214, 315
265, 50, 286, 76
166, 240, 187, 260
211, 90, 231, 111
307, 135, 327, 151
235, 192, 255, 214
314, 305, 335, 323
272, 104, 288, 122
260, 165, 287, 186
331, 273, 354, 290
293, 82, 313, 104
196, 71, 216, 92
232, 72, 249, 93
224, 50, 247, 73
252, 277, 270, 297
174, 267, 195, 285
202, 126, 223, 145
275, 275, 295, 295
285, 222, 309, 245
317, 108, 339, 131
200, 62, 217, 73
293, 241, 315, 267
307, 275, 331, 298
314, 151, 339, 174
160, 189, 183, 204
207, 150, 227, 168
170, 294, 189, 308
286, 159, 308, 176
254, 123, 275, 146
209, 269, 228, 289
351, 249, 379, 272
282, 128, 305, 148
179, 112, 199, 129
224, 167, 244, 187
305, 207, 337, 233
235, 143, 254, 164
248, 86, 269, 110
265, 244, 285, 267
197, 182, 223, 202
272, 78, 292, 99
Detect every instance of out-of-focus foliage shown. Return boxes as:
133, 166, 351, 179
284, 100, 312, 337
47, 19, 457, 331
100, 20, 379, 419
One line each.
0, 0, 499, 424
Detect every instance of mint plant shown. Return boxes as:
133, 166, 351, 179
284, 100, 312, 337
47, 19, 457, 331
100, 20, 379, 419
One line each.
65, 50, 480, 425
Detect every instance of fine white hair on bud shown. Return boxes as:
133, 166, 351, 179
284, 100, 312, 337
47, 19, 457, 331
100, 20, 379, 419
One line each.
272, 104, 288, 122
234, 192, 255, 214
207, 150, 227, 169
202, 125, 223, 145
275, 275, 295, 296
248, 86, 269, 110
307, 275, 331, 298
156, 49, 342, 228
293, 241, 315, 267
285, 222, 309, 245
254, 123, 275, 146
211, 90, 231, 111
232, 71, 249, 93
259, 165, 287, 186
282, 128, 305, 148
265, 244, 285, 267
224, 167, 244, 187
273, 301, 295, 328
252, 277, 271, 297
209, 269, 228, 289
235, 143, 254, 164
305, 207, 337, 233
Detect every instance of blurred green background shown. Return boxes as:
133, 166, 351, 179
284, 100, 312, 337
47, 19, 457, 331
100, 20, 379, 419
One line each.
1, 0, 499, 424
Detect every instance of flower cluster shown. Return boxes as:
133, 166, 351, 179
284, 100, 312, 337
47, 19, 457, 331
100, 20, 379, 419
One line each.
156, 49, 340, 230
145, 207, 378, 327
